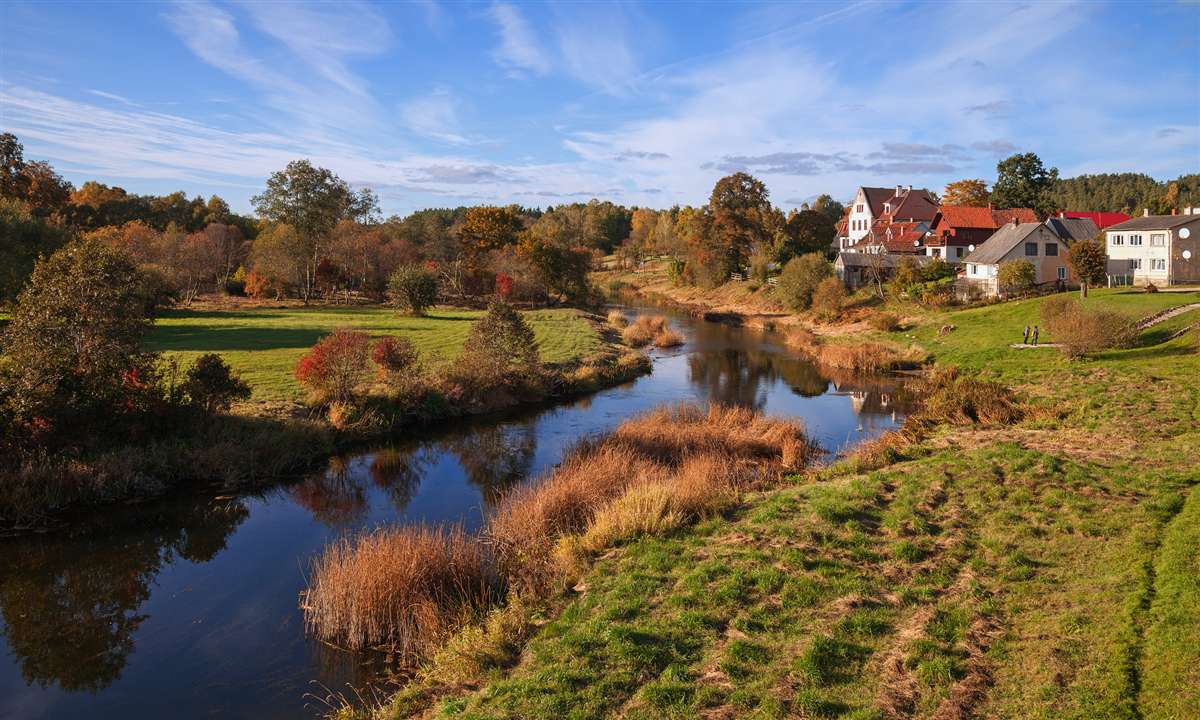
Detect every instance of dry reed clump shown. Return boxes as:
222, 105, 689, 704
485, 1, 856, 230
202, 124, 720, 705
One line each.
621, 315, 669, 347
606, 309, 629, 328
653, 327, 684, 348
786, 327, 924, 373
869, 312, 902, 332
301, 524, 498, 659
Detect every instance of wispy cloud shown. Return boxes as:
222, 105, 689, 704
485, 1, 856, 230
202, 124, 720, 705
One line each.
489, 2, 550, 76
87, 89, 136, 105
552, 4, 640, 95
400, 88, 471, 145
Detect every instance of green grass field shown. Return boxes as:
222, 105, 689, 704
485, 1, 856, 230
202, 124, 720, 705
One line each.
146, 306, 603, 402
388, 290, 1200, 720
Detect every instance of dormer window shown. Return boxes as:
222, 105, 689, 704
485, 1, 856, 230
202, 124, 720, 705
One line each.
884, 203, 891, 214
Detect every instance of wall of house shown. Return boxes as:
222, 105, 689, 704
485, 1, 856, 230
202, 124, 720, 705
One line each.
1170, 221, 1200, 284
847, 188, 873, 243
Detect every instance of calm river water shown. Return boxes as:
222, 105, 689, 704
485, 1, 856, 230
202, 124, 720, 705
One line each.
0, 307, 910, 719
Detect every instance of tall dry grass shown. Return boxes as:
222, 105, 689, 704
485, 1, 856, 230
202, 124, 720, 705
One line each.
606, 309, 629, 328
301, 524, 497, 658
653, 327, 684, 348
621, 315, 668, 347
302, 403, 817, 669
787, 328, 925, 372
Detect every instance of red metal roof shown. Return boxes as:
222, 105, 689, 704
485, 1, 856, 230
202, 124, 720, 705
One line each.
1061, 211, 1131, 230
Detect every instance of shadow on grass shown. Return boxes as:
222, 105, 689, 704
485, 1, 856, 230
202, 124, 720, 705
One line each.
146, 326, 329, 352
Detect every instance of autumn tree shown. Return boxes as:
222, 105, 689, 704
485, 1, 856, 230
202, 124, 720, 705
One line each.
997, 259, 1036, 296
0, 197, 69, 302
251, 160, 378, 302
709, 173, 773, 279
942, 179, 991, 207
1068, 238, 1108, 298
809, 194, 846, 225
0, 133, 73, 214
460, 206, 521, 261
388, 265, 438, 316
992, 153, 1059, 218
778, 209, 836, 263
249, 223, 307, 296
519, 208, 594, 303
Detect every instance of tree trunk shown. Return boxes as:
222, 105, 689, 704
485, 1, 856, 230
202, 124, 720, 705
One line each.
1080, 281, 1088, 299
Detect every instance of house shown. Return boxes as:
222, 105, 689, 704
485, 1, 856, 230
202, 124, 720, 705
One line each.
848, 219, 930, 255
835, 251, 933, 290
839, 185, 938, 250
1060, 210, 1131, 230
1043, 216, 1099, 244
925, 206, 1038, 263
960, 219, 1074, 298
1103, 210, 1200, 286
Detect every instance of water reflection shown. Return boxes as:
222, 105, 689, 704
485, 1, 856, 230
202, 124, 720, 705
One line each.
0, 499, 248, 693
0, 309, 913, 719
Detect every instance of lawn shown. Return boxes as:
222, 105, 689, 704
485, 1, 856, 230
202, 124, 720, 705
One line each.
146, 306, 603, 402
387, 290, 1200, 720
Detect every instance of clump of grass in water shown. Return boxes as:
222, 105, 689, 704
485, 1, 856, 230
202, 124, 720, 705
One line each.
621, 315, 668, 347
606, 309, 629, 328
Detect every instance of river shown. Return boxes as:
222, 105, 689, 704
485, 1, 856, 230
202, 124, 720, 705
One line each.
0, 307, 910, 719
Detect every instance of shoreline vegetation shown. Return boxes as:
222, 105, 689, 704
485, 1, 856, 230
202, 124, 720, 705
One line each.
317, 276, 1199, 720
0, 302, 651, 533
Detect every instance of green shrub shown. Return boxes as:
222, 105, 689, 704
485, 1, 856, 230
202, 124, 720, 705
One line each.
998, 259, 1036, 295
811, 276, 847, 321
388, 265, 438, 316
181, 353, 251, 413
775, 253, 832, 311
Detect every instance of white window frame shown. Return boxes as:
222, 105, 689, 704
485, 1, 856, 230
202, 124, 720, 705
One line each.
1111, 234, 1124, 246
1151, 258, 1166, 271
1130, 258, 1142, 270
1057, 266, 1067, 280
1150, 233, 1166, 247
1129, 234, 1143, 246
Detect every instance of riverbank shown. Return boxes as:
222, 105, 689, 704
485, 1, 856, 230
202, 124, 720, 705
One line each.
0, 304, 651, 532
355, 289, 1200, 719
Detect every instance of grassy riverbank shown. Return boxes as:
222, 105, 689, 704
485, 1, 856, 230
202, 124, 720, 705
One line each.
359, 289, 1199, 719
1, 304, 649, 531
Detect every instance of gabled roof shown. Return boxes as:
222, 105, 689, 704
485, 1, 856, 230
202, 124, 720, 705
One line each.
1044, 217, 1099, 243
849, 219, 929, 253
963, 222, 1061, 265
837, 251, 934, 269
860, 187, 895, 215
931, 206, 1039, 233
1062, 211, 1130, 230
884, 189, 938, 222
1105, 214, 1200, 232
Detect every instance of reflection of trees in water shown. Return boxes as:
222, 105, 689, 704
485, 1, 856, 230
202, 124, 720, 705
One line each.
368, 447, 427, 512
687, 347, 829, 408
444, 422, 537, 508
290, 456, 369, 528
0, 499, 248, 693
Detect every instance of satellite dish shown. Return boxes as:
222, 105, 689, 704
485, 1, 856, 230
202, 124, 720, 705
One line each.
913, 240, 920, 247
1181, 228, 1192, 239
968, 244, 976, 252
1184, 250, 1193, 260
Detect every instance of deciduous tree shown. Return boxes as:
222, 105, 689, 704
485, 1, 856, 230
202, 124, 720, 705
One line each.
942, 179, 991, 207
992, 153, 1059, 217
1068, 238, 1107, 298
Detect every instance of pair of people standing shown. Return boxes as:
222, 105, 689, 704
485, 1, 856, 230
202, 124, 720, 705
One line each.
1022, 325, 1040, 346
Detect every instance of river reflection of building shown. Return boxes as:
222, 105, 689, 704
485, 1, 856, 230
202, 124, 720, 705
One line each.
828, 377, 915, 432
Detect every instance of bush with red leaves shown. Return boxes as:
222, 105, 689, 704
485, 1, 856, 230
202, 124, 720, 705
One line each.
295, 329, 372, 404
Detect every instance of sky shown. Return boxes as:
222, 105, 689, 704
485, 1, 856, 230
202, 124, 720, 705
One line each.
1, 0, 1198, 217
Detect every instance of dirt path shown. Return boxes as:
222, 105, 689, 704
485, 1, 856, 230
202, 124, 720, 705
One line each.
1136, 302, 1200, 329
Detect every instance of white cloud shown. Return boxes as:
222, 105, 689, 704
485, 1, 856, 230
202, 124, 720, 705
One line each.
400, 88, 471, 145
87, 89, 136, 105
489, 2, 550, 76
552, 5, 640, 95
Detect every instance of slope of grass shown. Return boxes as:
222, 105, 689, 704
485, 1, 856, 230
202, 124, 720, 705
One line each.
146, 306, 602, 402
370, 291, 1200, 720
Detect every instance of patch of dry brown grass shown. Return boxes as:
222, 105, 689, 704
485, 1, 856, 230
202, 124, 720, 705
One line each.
301, 524, 497, 658
653, 327, 684, 348
621, 315, 668, 347
606, 309, 629, 328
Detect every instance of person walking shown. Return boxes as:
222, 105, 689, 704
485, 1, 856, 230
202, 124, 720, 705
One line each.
1023, 325, 1030, 344
1032, 325, 1039, 346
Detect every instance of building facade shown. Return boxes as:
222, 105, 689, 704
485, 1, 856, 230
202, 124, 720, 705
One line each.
1104, 211, 1200, 286
838, 185, 937, 250
960, 220, 1073, 297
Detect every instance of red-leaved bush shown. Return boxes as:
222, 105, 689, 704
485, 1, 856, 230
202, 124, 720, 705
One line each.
295, 329, 372, 404
372, 336, 418, 378
495, 272, 514, 299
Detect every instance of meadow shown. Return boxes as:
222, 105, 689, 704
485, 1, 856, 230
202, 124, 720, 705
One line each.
370, 289, 1200, 720
146, 306, 604, 403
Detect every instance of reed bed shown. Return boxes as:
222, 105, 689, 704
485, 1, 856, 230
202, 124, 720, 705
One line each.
301, 524, 497, 658
621, 315, 669, 347
606, 309, 629, 328
302, 403, 816, 667
787, 327, 925, 372
653, 327, 684, 348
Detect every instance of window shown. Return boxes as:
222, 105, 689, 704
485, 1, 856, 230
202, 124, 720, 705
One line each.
1025, 242, 1038, 256
1057, 266, 1067, 280
1150, 233, 1166, 247
856, 204, 864, 213
1111, 234, 1124, 246
956, 247, 964, 258
1130, 258, 1142, 270
988, 265, 998, 277
931, 248, 941, 258
968, 263, 976, 275
1045, 243, 1058, 256
1151, 258, 1166, 271
1129, 234, 1143, 246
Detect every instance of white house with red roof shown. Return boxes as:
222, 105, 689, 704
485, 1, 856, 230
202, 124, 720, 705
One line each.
839, 185, 938, 250
924, 205, 1038, 263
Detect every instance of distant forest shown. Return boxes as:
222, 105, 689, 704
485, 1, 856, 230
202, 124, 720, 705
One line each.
1047, 172, 1200, 215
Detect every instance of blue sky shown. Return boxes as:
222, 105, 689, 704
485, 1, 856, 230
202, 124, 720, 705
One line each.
1, 1, 1197, 216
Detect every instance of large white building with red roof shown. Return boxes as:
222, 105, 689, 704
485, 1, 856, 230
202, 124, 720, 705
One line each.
839, 185, 938, 250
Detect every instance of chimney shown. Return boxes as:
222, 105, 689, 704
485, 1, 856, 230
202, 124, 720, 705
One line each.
1059, 211, 1065, 218
1172, 208, 1177, 216
896, 184, 903, 196
1011, 217, 1019, 227
1143, 208, 1150, 217
907, 184, 913, 192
